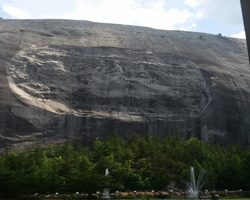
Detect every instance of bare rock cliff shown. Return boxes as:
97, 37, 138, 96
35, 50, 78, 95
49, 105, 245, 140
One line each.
0, 19, 249, 147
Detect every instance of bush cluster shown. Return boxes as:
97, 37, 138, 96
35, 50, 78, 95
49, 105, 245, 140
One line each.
0, 135, 250, 197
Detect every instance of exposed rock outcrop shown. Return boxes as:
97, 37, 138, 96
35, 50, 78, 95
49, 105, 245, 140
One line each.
0, 19, 249, 147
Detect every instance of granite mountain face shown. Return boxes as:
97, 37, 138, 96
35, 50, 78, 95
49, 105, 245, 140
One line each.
0, 19, 249, 148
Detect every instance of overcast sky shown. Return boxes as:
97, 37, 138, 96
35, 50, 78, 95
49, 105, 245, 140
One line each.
0, 0, 246, 39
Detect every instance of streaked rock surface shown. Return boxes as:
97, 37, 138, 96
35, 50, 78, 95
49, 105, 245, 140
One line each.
0, 19, 249, 147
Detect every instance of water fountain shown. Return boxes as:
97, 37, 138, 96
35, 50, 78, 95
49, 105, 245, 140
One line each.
187, 166, 205, 198
102, 168, 111, 199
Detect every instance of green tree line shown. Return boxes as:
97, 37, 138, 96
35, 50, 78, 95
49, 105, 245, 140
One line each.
0, 135, 250, 197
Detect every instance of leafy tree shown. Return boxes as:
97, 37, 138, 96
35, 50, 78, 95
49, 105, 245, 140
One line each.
0, 135, 250, 197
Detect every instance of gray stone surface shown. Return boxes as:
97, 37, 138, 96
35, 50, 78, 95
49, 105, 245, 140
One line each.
0, 19, 249, 147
